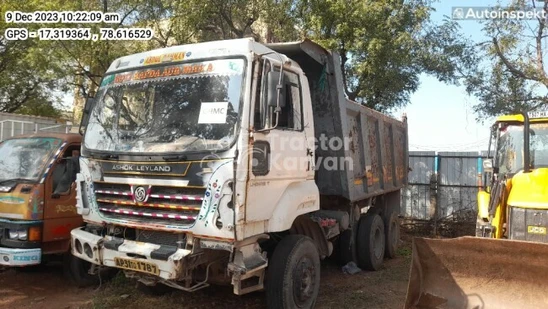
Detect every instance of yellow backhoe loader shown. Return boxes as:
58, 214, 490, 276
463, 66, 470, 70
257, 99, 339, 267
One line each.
405, 112, 548, 309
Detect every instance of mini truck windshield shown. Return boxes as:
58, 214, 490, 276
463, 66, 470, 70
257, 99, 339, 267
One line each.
0, 137, 61, 182
84, 58, 245, 154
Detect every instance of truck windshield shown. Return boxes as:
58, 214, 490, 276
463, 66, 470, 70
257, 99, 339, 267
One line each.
0, 137, 61, 182
497, 123, 548, 174
84, 58, 245, 154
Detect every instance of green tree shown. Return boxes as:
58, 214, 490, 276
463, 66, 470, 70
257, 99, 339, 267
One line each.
2, 0, 474, 118
0, 0, 64, 116
463, 0, 548, 118
293, 0, 477, 112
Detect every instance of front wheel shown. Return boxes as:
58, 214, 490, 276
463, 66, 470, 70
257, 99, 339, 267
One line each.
63, 253, 98, 287
266, 235, 320, 309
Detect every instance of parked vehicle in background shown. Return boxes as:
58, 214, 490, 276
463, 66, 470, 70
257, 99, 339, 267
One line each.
71, 38, 408, 308
405, 111, 548, 309
0, 133, 97, 286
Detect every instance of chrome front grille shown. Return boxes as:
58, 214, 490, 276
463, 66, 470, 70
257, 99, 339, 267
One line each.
509, 206, 548, 243
94, 182, 204, 226
135, 230, 185, 247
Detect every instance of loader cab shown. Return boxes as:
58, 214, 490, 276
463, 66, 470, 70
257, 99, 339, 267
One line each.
478, 112, 548, 240
485, 113, 548, 179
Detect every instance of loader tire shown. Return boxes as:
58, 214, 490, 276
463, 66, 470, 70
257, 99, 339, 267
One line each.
356, 214, 385, 271
266, 235, 320, 309
384, 212, 400, 259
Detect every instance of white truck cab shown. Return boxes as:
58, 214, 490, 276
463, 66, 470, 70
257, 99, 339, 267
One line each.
71, 38, 408, 308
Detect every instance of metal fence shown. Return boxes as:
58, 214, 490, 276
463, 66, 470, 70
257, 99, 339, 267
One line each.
402, 151, 488, 223
0, 113, 72, 141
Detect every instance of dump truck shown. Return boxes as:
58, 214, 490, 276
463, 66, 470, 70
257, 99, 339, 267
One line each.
70, 38, 408, 308
0, 133, 98, 285
405, 111, 548, 309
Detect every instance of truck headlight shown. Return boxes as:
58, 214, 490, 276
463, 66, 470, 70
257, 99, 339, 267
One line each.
8, 228, 28, 240
18, 229, 28, 240
8, 230, 18, 239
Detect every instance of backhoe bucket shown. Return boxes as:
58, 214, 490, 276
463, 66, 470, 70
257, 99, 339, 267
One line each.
405, 236, 548, 309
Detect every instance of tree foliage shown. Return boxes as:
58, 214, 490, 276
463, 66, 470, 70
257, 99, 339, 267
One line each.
0, 0, 474, 119
463, 0, 548, 118
0, 0, 64, 116
293, 0, 476, 112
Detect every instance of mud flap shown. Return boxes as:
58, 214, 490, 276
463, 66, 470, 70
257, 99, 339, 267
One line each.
405, 237, 548, 309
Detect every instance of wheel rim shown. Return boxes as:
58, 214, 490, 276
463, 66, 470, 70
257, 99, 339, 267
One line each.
374, 227, 383, 259
293, 256, 316, 307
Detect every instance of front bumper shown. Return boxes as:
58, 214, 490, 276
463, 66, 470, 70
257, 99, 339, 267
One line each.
70, 227, 191, 280
0, 247, 41, 266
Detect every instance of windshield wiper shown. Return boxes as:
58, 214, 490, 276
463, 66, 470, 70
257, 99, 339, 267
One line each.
99, 154, 119, 160
88, 151, 119, 160
162, 154, 187, 161
0, 178, 35, 185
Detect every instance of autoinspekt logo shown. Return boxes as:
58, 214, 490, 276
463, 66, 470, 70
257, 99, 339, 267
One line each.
452, 6, 548, 20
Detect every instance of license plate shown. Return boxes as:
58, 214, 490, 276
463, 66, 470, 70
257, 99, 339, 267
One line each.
114, 257, 160, 275
528, 226, 547, 235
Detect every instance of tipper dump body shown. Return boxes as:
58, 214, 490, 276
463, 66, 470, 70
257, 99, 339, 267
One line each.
268, 40, 408, 202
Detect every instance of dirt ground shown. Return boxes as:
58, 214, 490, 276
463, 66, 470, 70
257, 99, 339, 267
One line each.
0, 237, 413, 309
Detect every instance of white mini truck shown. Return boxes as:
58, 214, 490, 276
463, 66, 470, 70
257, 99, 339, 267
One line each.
71, 38, 408, 308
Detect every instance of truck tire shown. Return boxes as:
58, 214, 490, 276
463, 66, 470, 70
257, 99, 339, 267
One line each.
356, 214, 385, 271
384, 212, 399, 259
336, 229, 355, 265
63, 253, 99, 287
266, 235, 320, 309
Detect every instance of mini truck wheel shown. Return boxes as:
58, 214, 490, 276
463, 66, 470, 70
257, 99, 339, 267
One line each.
356, 214, 385, 271
266, 235, 320, 309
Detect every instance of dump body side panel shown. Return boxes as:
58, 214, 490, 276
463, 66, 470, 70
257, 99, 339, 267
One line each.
267, 40, 408, 202
343, 98, 408, 201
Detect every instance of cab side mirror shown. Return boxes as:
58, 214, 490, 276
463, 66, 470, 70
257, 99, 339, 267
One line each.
483, 159, 493, 172
267, 70, 284, 108
79, 97, 95, 135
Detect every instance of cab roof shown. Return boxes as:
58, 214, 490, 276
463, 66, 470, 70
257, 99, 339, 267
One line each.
496, 113, 548, 123
3, 132, 81, 143
105, 37, 298, 74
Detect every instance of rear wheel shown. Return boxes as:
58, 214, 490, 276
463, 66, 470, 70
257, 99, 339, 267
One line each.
356, 214, 385, 271
266, 235, 320, 309
384, 212, 400, 259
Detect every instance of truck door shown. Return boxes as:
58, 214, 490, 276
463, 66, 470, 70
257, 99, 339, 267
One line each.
245, 60, 315, 223
42, 143, 82, 252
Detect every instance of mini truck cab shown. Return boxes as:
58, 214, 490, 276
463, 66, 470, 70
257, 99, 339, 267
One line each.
71, 38, 408, 308
0, 133, 82, 268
